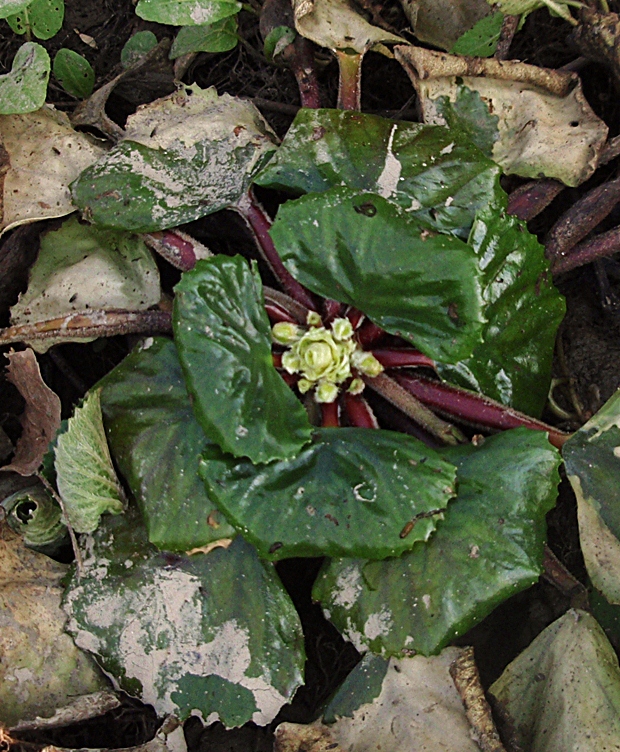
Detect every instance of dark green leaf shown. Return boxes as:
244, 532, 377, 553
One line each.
173, 256, 312, 463
121, 31, 158, 68
72, 86, 277, 232
437, 209, 565, 417
450, 12, 503, 58
322, 653, 388, 723
434, 86, 499, 158
53, 49, 94, 98
270, 187, 485, 363
254, 108, 504, 237
170, 17, 238, 58
314, 428, 560, 656
0, 42, 50, 115
263, 25, 295, 60
200, 427, 457, 560
63, 510, 305, 725
7, 0, 64, 40
99, 337, 236, 551
563, 391, 620, 603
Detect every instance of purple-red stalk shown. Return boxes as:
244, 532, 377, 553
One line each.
343, 393, 379, 428
321, 401, 340, 427
372, 348, 435, 369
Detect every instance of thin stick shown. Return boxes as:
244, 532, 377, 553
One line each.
494, 15, 520, 60
336, 50, 363, 110
37, 472, 83, 578
450, 647, 508, 752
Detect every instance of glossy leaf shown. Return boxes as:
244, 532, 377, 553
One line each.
173, 256, 312, 463
53, 49, 94, 98
72, 85, 277, 232
254, 108, 504, 237
63, 511, 305, 725
135, 0, 241, 25
200, 427, 457, 560
121, 31, 158, 68
437, 209, 565, 417
99, 337, 236, 551
563, 390, 620, 603
170, 17, 238, 58
7, 0, 64, 40
314, 428, 560, 656
55, 390, 125, 534
434, 86, 499, 158
450, 11, 503, 57
270, 187, 485, 363
489, 610, 620, 751
0, 42, 50, 115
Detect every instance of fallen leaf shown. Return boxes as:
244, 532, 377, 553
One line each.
0, 522, 108, 727
396, 45, 608, 187
2, 348, 61, 476
399, 0, 493, 51
0, 106, 106, 234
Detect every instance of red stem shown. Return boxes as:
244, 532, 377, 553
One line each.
272, 352, 283, 368
371, 348, 435, 370
143, 229, 211, 271
394, 374, 569, 449
323, 299, 345, 325
343, 394, 379, 428
237, 190, 318, 311
507, 179, 564, 223
266, 302, 298, 324
286, 37, 321, 109
347, 307, 365, 330
356, 320, 385, 348
336, 50, 362, 111
321, 401, 340, 427
551, 225, 620, 275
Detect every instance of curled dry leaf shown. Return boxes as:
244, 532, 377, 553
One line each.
2, 348, 61, 476
395, 46, 608, 187
0, 106, 106, 235
293, 0, 404, 55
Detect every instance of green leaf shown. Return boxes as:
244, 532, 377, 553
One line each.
322, 653, 388, 723
0, 42, 50, 115
72, 85, 277, 232
6, 0, 63, 39
563, 390, 620, 604
173, 256, 312, 463
200, 427, 457, 560
55, 390, 125, 534
254, 108, 504, 238
63, 511, 305, 725
450, 11, 503, 57
0, 0, 30, 19
314, 428, 560, 656
99, 337, 236, 551
270, 187, 485, 364
121, 30, 158, 68
490, 0, 578, 23
135, 0, 241, 26
53, 49, 94, 98
263, 25, 296, 60
489, 610, 620, 751
170, 17, 238, 58
437, 209, 565, 417
434, 86, 499, 158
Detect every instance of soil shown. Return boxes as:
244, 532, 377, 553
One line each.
2, 2, 620, 751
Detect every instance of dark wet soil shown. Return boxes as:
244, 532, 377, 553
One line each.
2, 2, 620, 751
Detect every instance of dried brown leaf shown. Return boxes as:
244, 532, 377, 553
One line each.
2, 348, 61, 476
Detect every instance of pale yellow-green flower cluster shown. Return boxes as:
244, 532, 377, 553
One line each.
272, 315, 384, 403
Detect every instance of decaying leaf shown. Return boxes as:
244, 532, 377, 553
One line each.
571, 8, 620, 91
276, 649, 482, 752
1, 481, 67, 552
563, 389, 620, 604
489, 610, 620, 751
10, 691, 120, 732
293, 0, 404, 55
0, 105, 106, 234
399, 0, 493, 51
9, 215, 161, 352
55, 389, 125, 534
2, 348, 61, 476
0, 523, 108, 727
396, 46, 608, 187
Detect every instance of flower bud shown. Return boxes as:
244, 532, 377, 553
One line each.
272, 322, 302, 345
352, 350, 384, 378
331, 317, 354, 341
315, 381, 339, 403
347, 378, 365, 395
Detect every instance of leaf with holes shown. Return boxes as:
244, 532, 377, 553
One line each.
270, 187, 485, 363
200, 427, 457, 560
99, 337, 236, 552
314, 428, 560, 656
72, 85, 277, 232
254, 108, 504, 238
53, 49, 94, 99
7, 0, 64, 40
173, 256, 312, 463
63, 510, 305, 726
0, 42, 50, 115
